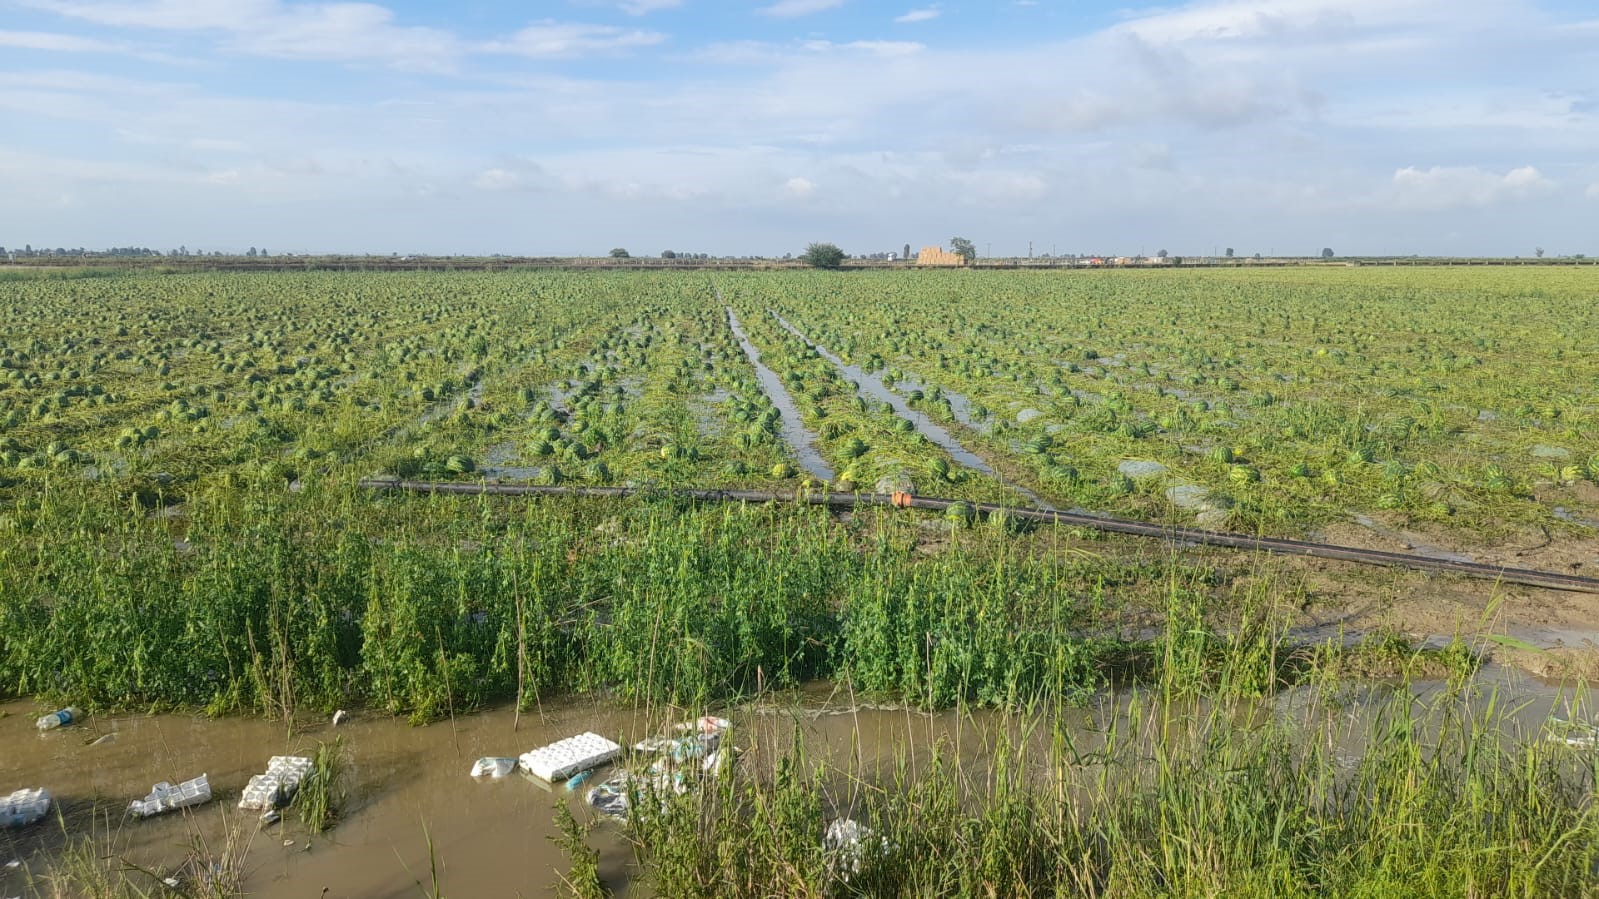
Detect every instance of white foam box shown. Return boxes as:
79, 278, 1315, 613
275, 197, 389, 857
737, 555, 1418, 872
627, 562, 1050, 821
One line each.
518, 732, 622, 782
237, 756, 313, 810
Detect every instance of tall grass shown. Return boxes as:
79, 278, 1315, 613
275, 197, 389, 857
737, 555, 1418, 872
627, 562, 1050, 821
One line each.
611, 680, 1599, 897
1, 478, 1247, 717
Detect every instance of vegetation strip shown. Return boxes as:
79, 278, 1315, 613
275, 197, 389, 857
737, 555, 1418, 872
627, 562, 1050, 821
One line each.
357, 478, 1599, 594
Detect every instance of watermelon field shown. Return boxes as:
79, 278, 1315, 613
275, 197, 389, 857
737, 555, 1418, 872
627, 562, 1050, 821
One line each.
2, 265, 1599, 897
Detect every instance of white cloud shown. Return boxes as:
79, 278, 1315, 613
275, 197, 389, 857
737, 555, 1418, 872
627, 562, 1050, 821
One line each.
25, 0, 461, 68
1111, 0, 1446, 45
783, 176, 815, 197
0, 29, 124, 52
760, 0, 845, 17
484, 21, 666, 58
895, 7, 939, 23
797, 39, 924, 57
617, 0, 681, 13
1389, 165, 1553, 210
474, 168, 522, 191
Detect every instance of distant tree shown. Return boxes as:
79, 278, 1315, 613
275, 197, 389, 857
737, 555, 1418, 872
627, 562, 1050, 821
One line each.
1225, 247, 1234, 258
609, 247, 629, 258
260, 248, 268, 257
1156, 249, 1168, 258
247, 247, 257, 257
800, 242, 846, 268
660, 250, 676, 259
1254, 252, 1262, 259
1321, 247, 1335, 258
903, 243, 911, 260
950, 237, 977, 264
23, 244, 32, 256
1535, 247, 1545, 258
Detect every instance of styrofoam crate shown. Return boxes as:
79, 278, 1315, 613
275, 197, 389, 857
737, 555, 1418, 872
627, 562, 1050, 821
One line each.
267, 756, 313, 790
518, 732, 622, 782
237, 756, 313, 811
237, 774, 284, 811
130, 774, 212, 818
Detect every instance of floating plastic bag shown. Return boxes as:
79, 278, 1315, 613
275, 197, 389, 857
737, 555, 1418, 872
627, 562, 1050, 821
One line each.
470, 757, 518, 779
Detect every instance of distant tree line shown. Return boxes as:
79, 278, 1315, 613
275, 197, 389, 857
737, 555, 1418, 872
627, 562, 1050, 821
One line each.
1, 245, 270, 258
2, 245, 165, 258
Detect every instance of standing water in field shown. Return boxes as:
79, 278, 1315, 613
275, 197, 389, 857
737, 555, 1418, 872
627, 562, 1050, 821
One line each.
724, 307, 834, 481
770, 312, 1053, 510
0, 663, 1593, 898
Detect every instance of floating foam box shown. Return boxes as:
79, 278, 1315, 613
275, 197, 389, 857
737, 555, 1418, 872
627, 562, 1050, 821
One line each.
237, 756, 313, 811
518, 732, 622, 782
0, 788, 51, 828
130, 774, 212, 818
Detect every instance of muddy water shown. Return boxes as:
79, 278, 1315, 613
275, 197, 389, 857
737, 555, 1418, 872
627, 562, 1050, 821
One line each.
768, 313, 1054, 510
0, 701, 649, 898
0, 666, 1586, 897
0, 694, 1061, 898
723, 307, 834, 481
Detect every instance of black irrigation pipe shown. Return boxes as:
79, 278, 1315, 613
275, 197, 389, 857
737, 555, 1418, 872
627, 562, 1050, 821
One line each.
357, 479, 1599, 595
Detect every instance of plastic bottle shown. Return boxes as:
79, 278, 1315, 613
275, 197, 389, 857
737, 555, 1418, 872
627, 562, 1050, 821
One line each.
35, 707, 82, 731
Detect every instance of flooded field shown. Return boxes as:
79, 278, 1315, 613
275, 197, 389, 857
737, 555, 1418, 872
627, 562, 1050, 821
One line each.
0, 663, 1591, 897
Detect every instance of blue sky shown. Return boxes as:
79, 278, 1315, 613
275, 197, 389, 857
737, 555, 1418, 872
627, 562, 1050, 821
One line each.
2, 0, 1596, 256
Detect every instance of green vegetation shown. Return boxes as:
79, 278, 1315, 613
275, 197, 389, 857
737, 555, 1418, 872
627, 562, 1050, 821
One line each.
798, 243, 845, 269
1, 266, 1595, 895
618, 681, 1599, 898
293, 737, 348, 834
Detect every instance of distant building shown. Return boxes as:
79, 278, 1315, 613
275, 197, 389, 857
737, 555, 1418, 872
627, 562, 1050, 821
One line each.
916, 246, 965, 266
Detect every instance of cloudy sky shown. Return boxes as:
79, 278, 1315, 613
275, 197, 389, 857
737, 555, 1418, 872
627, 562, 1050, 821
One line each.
2, 0, 1596, 256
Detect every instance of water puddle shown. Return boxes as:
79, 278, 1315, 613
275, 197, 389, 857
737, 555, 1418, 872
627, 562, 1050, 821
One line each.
890, 378, 980, 429
770, 313, 994, 475
688, 390, 733, 438
722, 307, 834, 481
1554, 507, 1599, 529
769, 314, 1053, 509
1351, 513, 1475, 563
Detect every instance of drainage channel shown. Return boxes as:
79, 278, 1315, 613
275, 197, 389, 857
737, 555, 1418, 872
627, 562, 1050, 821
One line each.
724, 306, 835, 482
768, 312, 1054, 510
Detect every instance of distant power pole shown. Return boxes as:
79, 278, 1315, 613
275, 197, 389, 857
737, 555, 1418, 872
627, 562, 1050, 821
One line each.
1028, 241, 1033, 258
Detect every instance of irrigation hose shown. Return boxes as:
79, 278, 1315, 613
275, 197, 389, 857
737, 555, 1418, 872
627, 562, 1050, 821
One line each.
355, 479, 1599, 596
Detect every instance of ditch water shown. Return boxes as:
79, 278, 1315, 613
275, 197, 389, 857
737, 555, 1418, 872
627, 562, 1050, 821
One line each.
0, 664, 1585, 897
723, 306, 834, 482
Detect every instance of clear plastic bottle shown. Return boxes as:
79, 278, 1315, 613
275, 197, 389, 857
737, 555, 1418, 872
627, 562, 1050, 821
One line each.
35, 707, 82, 731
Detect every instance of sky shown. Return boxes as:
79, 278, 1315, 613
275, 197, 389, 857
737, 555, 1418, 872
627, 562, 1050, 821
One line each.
1, 0, 1596, 257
